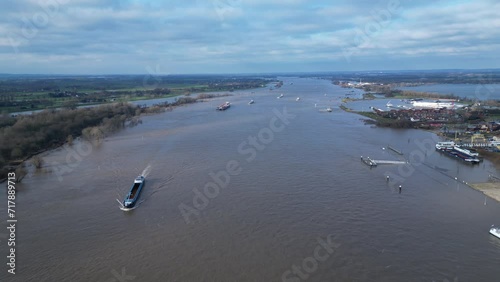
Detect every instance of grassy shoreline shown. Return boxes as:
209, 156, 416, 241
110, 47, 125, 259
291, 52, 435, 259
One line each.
1, 76, 272, 114
342, 106, 415, 128
5, 93, 182, 114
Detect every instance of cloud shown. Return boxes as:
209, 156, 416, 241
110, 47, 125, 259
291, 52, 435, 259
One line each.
0, 0, 499, 74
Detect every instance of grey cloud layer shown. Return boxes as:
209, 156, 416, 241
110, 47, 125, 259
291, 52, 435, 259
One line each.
1, 0, 498, 74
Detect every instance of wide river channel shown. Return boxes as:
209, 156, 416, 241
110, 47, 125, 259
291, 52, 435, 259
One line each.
1, 77, 500, 282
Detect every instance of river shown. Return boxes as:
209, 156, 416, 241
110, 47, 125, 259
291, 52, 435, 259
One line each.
1, 77, 499, 282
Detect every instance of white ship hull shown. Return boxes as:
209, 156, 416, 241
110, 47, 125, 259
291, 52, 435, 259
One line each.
453, 146, 479, 157
490, 227, 500, 239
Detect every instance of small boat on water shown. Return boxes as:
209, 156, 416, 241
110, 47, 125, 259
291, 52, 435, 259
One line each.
296, 97, 300, 101
123, 176, 145, 209
277, 94, 284, 99
326, 107, 333, 112
248, 99, 255, 105
490, 226, 500, 239
217, 101, 231, 111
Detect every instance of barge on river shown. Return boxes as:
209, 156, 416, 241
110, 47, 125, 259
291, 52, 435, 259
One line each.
435, 142, 481, 164
123, 176, 145, 209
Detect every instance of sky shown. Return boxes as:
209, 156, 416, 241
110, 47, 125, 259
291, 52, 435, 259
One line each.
0, 0, 499, 74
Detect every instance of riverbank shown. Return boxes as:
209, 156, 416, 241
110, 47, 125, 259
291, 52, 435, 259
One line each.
1, 75, 272, 114
0, 102, 141, 181
0, 92, 234, 181
344, 108, 500, 166
341, 107, 415, 128
340, 102, 500, 201
470, 182, 500, 203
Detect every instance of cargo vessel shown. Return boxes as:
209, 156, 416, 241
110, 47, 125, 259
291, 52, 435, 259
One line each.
123, 176, 145, 209
217, 102, 231, 111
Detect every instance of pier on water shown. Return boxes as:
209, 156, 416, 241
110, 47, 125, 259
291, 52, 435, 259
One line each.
489, 175, 500, 182
371, 159, 407, 165
361, 145, 407, 167
361, 156, 377, 166
387, 146, 403, 155
361, 157, 406, 167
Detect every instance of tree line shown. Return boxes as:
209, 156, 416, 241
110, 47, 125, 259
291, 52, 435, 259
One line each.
0, 103, 140, 179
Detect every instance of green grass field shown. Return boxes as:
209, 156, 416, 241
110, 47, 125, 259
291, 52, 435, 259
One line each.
0, 75, 272, 113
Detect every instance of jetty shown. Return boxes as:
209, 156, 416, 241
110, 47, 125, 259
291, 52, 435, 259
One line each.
361, 156, 406, 167
361, 156, 377, 167
489, 174, 500, 182
371, 160, 407, 165
388, 146, 403, 155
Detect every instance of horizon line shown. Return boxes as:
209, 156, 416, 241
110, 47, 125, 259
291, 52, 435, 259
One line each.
1, 68, 500, 77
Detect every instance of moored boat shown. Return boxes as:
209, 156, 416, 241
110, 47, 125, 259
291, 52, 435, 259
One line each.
123, 176, 145, 209
248, 99, 254, 105
435, 141, 455, 150
453, 145, 479, 157
326, 107, 333, 112
436, 146, 480, 164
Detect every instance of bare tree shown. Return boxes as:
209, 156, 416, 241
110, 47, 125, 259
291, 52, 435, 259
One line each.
31, 155, 44, 169
14, 165, 27, 182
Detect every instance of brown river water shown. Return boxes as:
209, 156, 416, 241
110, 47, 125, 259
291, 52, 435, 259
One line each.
1, 77, 500, 282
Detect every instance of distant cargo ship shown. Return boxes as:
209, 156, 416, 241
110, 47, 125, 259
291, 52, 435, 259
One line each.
217, 102, 231, 111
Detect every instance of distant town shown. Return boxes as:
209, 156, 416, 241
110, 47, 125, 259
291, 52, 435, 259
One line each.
330, 70, 500, 167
